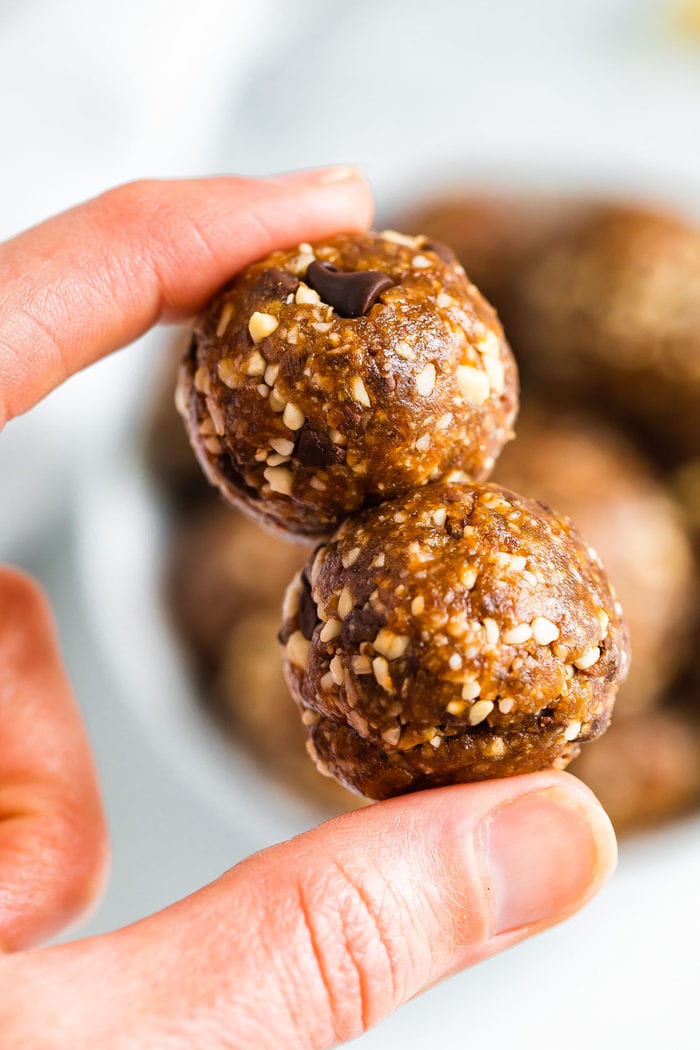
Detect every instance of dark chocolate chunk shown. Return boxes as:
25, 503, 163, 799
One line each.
298, 574, 320, 640
259, 268, 300, 300
305, 260, 395, 318
422, 240, 458, 267
295, 426, 347, 467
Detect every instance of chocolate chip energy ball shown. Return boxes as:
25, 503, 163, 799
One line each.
508, 204, 700, 462
281, 481, 629, 799
177, 231, 518, 541
495, 406, 695, 718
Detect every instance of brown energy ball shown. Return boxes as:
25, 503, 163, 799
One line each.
281, 481, 629, 800
177, 231, 518, 542
216, 609, 365, 815
167, 504, 360, 813
508, 203, 700, 462
495, 406, 695, 718
570, 709, 700, 835
167, 505, 307, 670
393, 192, 586, 322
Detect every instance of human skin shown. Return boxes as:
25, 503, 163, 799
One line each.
0, 171, 616, 1049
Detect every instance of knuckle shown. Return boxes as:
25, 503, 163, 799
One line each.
291, 862, 416, 1046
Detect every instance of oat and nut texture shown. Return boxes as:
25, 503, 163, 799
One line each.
177, 231, 518, 541
495, 405, 695, 718
281, 481, 629, 799
506, 204, 700, 463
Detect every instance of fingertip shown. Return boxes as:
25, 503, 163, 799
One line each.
475, 771, 617, 939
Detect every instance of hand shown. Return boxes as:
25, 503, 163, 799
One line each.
0, 170, 617, 1049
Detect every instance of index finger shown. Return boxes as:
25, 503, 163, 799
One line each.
0, 169, 373, 428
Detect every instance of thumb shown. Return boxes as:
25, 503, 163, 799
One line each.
2, 772, 616, 1050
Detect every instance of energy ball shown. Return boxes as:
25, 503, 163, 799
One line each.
393, 191, 586, 323
177, 231, 518, 542
217, 609, 365, 815
495, 406, 695, 717
167, 504, 306, 670
280, 481, 629, 799
570, 709, 700, 834
508, 204, 700, 462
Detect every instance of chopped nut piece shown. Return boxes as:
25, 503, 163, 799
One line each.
270, 437, 295, 457
379, 229, 419, 247
456, 364, 490, 405
337, 586, 354, 619
319, 619, 342, 642
246, 349, 267, 377
350, 376, 372, 408
564, 720, 582, 742
459, 565, 478, 589
264, 363, 280, 387
268, 388, 286, 412
217, 357, 239, 387
248, 311, 279, 344
342, 547, 361, 568
574, 646, 601, 670
286, 630, 310, 670
329, 654, 344, 685
502, 623, 533, 645
461, 679, 481, 701
216, 302, 235, 337
531, 616, 560, 645
411, 596, 425, 616
283, 402, 305, 431
469, 699, 495, 726
382, 726, 402, 746
483, 618, 500, 645
194, 365, 210, 394
415, 363, 437, 397
373, 628, 410, 660
352, 655, 373, 675
372, 655, 393, 692
295, 283, 321, 305
263, 465, 293, 495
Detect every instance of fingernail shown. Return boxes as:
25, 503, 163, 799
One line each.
272, 165, 362, 186
483, 787, 617, 935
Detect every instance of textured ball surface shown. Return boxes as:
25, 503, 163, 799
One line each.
281, 481, 629, 799
177, 231, 518, 541
495, 405, 695, 718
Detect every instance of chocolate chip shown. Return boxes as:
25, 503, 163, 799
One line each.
295, 426, 346, 467
298, 574, 320, 640
445, 514, 467, 539
305, 260, 395, 318
259, 268, 299, 300
422, 240, 458, 267
341, 605, 385, 646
